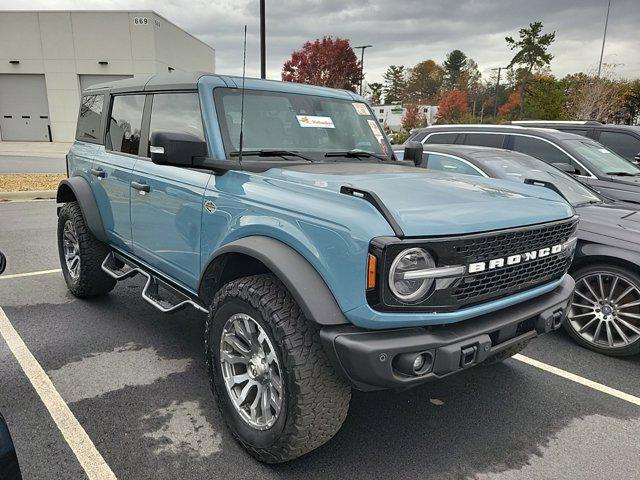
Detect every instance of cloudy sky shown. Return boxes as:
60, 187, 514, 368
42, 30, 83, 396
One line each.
3, 0, 639, 84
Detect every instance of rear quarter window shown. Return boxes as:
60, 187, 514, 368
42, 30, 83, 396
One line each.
76, 95, 104, 143
424, 132, 458, 144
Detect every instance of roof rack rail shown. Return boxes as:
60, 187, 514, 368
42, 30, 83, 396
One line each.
512, 120, 604, 125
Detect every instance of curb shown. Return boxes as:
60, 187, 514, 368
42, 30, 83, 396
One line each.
0, 190, 56, 201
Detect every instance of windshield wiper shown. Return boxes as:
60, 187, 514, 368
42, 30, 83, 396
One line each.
230, 150, 314, 162
324, 150, 391, 163
606, 171, 640, 177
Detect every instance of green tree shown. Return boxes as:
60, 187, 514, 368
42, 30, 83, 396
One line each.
443, 50, 468, 89
383, 65, 407, 103
524, 75, 567, 120
405, 60, 444, 102
505, 21, 556, 117
367, 82, 384, 105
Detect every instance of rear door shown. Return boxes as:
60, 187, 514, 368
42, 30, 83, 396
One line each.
91, 93, 146, 251
130, 92, 209, 290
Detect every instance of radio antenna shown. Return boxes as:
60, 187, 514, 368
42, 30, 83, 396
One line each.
238, 25, 247, 167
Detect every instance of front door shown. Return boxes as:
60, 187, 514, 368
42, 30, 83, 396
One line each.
130, 92, 209, 290
91, 94, 146, 251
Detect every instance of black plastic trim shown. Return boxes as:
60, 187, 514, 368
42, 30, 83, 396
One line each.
321, 274, 575, 391
199, 236, 348, 326
56, 176, 107, 242
340, 186, 404, 237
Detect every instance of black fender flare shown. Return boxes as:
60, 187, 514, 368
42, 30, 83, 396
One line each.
200, 236, 348, 326
56, 177, 108, 243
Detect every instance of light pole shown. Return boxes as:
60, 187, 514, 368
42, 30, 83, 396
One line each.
597, 0, 612, 77
260, 0, 266, 79
354, 45, 372, 96
491, 66, 508, 118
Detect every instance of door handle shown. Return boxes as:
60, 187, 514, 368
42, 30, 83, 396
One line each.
90, 168, 106, 178
131, 181, 150, 193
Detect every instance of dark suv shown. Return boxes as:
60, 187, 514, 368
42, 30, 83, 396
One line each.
408, 125, 640, 204
513, 121, 640, 164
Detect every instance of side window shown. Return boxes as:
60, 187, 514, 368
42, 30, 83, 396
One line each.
148, 93, 205, 157
424, 132, 458, 144
510, 135, 581, 171
106, 95, 145, 155
425, 153, 482, 176
408, 131, 428, 143
598, 131, 640, 160
463, 133, 505, 148
76, 95, 104, 142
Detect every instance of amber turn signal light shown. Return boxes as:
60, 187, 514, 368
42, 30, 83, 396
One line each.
367, 254, 377, 289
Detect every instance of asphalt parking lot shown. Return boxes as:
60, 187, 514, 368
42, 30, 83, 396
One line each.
1, 199, 639, 480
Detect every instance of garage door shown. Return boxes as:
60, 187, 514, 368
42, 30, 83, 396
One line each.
79, 75, 133, 94
0, 74, 51, 142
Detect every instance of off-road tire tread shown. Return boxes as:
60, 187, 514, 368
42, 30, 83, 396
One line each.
481, 340, 530, 365
205, 274, 351, 463
58, 202, 115, 298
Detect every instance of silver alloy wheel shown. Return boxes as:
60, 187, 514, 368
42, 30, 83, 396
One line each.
569, 272, 640, 348
219, 313, 283, 430
62, 220, 81, 280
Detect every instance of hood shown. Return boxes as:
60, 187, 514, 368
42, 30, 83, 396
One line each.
576, 202, 640, 241
262, 163, 574, 236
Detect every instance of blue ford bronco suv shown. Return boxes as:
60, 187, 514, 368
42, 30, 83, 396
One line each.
57, 72, 577, 463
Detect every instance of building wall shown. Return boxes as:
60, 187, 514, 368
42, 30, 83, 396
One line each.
372, 104, 438, 132
0, 11, 215, 142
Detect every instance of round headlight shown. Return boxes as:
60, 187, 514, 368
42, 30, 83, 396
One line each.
388, 247, 435, 303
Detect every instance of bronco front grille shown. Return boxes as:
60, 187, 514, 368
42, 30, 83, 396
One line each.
369, 217, 578, 312
450, 218, 578, 307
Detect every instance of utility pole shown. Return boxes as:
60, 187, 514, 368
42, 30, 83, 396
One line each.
260, 0, 266, 79
491, 67, 507, 118
354, 45, 372, 96
597, 0, 612, 77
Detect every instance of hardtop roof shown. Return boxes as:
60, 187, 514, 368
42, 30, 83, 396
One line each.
83, 72, 364, 101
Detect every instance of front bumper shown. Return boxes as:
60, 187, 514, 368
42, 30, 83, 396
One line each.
321, 274, 574, 391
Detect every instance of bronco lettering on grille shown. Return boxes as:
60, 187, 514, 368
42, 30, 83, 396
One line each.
468, 244, 562, 273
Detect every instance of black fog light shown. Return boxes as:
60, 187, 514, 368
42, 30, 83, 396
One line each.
394, 351, 433, 376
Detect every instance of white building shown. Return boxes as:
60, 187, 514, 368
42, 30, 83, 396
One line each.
372, 104, 438, 132
0, 10, 215, 142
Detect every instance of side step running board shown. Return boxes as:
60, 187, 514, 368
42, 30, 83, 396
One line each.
101, 252, 208, 314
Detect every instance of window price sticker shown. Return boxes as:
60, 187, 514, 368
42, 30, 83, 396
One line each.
352, 102, 370, 116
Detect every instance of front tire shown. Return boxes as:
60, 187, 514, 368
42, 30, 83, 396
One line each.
205, 274, 351, 463
565, 264, 640, 356
57, 202, 116, 298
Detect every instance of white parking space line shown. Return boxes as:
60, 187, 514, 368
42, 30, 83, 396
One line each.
0, 307, 117, 480
0, 269, 62, 280
514, 354, 640, 407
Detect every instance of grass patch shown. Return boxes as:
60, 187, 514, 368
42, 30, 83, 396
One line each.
0, 174, 66, 192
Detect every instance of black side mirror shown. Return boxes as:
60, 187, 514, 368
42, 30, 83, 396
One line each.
634, 153, 640, 165
552, 162, 578, 175
0, 251, 5, 275
150, 131, 207, 167
403, 141, 424, 166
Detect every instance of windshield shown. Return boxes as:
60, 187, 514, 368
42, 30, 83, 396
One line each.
213, 88, 391, 160
568, 140, 640, 176
477, 152, 602, 206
